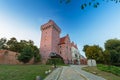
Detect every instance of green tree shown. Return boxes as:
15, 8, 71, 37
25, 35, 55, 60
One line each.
0, 38, 7, 49
18, 46, 34, 63
6, 37, 19, 52
17, 40, 33, 53
18, 45, 41, 63
32, 45, 41, 63
105, 39, 120, 65
83, 45, 104, 63
83, 45, 89, 52
18, 40, 41, 63
103, 50, 110, 64
1, 37, 41, 63
28, 40, 34, 45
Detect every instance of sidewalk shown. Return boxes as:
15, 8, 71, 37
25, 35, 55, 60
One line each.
44, 65, 106, 80
70, 65, 106, 80
58, 66, 86, 80
44, 67, 62, 80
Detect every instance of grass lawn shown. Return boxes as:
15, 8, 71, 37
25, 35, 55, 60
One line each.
97, 64, 120, 76
82, 64, 120, 80
0, 64, 52, 80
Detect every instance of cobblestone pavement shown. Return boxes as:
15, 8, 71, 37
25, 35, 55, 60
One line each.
44, 65, 106, 80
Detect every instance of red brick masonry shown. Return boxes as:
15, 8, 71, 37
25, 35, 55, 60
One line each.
40, 20, 73, 64
0, 50, 34, 64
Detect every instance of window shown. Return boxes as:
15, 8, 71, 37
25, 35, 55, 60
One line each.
66, 46, 68, 49
75, 54, 77, 58
60, 51, 62, 54
45, 37, 47, 40
60, 46, 61, 48
44, 45, 46, 47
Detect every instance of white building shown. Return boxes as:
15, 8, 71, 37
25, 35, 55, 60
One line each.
71, 42, 81, 65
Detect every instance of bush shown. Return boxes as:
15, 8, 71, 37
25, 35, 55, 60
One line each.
46, 58, 64, 65
18, 46, 34, 63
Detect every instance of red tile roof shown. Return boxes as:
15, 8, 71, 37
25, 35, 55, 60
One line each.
59, 36, 67, 45
71, 42, 78, 49
74, 45, 78, 49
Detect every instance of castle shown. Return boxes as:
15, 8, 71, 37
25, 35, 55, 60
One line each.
40, 20, 81, 64
0, 20, 87, 65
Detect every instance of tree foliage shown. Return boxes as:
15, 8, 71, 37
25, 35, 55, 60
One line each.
105, 39, 120, 65
60, 0, 120, 10
18, 44, 40, 63
6, 37, 19, 52
0, 38, 7, 49
18, 46, 34, 63
83, 45, 89, 52
0, 37, 41, 63
32, 45, 41, 63
103, 50, 110, 64
83, 39, 120, 65
83, 45, 104, 63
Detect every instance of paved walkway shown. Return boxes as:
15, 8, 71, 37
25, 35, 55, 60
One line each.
44, 67, 62, 80
44, 65, 106, 80
70, 65, 105, 80
58, 66, 86, 80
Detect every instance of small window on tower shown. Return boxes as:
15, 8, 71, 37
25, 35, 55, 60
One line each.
66, 46, 68, 49
45, 37, 47, 40
60, 51, 62, 54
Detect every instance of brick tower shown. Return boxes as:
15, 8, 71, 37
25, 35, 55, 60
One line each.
40, 20, 61, 63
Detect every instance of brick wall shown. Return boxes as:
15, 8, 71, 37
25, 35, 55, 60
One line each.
40, 20, 74, 64
0, 50, 34, 64
40, 20, 61, 63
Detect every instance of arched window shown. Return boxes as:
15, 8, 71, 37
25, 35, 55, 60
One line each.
75, 54, 77, 58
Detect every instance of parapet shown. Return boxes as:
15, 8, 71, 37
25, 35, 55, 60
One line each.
40, 20, 61, 33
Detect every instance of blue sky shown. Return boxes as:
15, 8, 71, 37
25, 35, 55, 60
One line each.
0, 0, 120, 57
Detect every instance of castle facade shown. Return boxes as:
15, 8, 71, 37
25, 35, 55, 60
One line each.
40, 20, 80, 64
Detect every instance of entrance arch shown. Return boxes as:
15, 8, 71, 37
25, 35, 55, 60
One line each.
49, 52, 63, 59
46, 52, 64, 65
